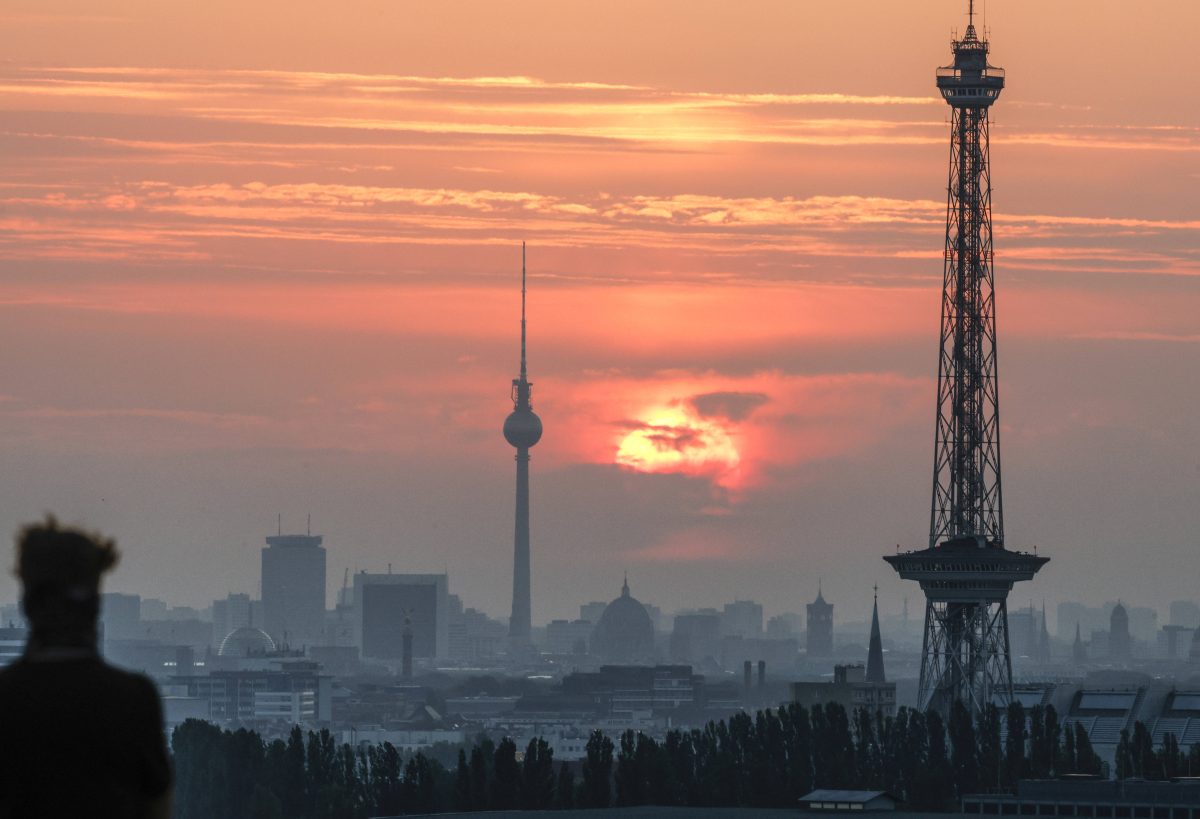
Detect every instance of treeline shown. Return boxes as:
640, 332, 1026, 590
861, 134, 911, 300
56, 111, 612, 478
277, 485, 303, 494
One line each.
1115, 722, 1200, 780
171, 701, 1196, 818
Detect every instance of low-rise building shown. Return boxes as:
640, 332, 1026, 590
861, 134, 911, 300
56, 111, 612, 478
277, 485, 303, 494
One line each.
171, 660, 331, 724
800, 789, 898, 812
791, 663, 897, 717
0, 627, 27, 666
963, 778, 1200, 817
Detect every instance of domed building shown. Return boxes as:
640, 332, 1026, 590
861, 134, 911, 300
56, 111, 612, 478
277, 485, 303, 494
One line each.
218, 626, 276, 658
590, 576, 655, 664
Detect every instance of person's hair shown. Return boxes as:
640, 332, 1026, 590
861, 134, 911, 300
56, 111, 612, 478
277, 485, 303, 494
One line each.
16, 516, 119, 639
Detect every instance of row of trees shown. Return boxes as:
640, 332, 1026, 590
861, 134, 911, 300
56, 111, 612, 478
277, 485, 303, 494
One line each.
172, 701, 1198, 818
1114, 721, 1200, 781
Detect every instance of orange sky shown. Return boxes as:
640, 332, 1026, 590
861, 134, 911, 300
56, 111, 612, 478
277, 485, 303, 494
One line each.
0, 1, 1197, 623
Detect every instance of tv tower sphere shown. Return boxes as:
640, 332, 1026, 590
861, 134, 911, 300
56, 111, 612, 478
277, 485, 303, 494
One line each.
503, 406, 542, 448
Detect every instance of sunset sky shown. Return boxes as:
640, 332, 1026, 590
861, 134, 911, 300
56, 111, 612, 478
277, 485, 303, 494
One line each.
0, 1, 1197, 626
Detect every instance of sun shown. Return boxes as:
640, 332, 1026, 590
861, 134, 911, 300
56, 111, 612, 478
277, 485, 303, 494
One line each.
615, 406, 740, 480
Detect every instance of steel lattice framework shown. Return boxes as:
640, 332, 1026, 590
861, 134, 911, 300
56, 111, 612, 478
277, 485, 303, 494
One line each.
885, 5, 1047, 719
931, 99, 1002, 549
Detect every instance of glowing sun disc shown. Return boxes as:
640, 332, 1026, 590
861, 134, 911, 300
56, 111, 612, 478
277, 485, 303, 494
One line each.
615, 406, 739, 477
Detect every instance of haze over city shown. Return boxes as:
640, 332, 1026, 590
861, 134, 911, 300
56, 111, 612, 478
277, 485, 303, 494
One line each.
1, 0, 1197, 630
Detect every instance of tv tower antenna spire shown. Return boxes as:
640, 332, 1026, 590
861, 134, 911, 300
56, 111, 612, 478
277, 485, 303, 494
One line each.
885, 2, 1047, 719
520, 241, 527, 382
504, 242, 543, 650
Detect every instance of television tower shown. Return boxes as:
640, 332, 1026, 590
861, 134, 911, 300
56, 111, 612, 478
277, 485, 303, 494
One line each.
503, 243, 542, 647
884, 2, 1047, 717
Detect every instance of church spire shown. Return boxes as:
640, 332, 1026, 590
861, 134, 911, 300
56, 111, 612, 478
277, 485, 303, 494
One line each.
866, 585, 886, 683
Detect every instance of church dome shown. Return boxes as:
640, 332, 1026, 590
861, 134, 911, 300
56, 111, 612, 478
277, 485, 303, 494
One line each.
590, 577, 655, 664
218, 626, 276, 657
1110, 603, 1129, 631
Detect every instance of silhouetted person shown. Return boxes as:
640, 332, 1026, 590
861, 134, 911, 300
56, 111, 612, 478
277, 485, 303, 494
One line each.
0, 518, 172, 818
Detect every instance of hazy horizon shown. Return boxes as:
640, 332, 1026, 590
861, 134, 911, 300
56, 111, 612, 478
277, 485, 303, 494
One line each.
0, 0, 1197, 625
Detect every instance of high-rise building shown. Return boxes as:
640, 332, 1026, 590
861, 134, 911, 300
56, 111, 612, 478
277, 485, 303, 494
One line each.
503, 244, 543, 648
212, 593, 253, 646
354, 572, 449, 662
1158, 625, 1194, 661
670, 612, 722, 665
100, 592, 142, 642
1169, 600, 1200, 629
1110, 602, 1132, 661
261, 533, 326, 647
806, 586, 833, 658
722, 600, 764, 639
884, 1, 1047, 717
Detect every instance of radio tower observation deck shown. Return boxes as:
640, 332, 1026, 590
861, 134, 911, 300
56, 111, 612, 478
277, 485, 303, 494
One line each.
503, 243, 542, 649
884, 1, 1048, 717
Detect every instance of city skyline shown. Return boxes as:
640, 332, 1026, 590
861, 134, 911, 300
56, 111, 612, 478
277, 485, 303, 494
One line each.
0, 1, 1198, 621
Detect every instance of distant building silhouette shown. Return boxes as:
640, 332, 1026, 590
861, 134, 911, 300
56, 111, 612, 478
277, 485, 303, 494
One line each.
100, 592, 141, 642
1170, 600, 1200, 629
1160, 624, 1196, 660
261, 532, 326, 647
545, 619, 592, 655
354, 572, 448, 663
670, 611, 721, 665
791, 663, 896, 718
0, 627, 26, 667
766, 612, 803, 641
590, 576, 655, 664
791, 589, 895, 714
866, 588, 885, 684
722, 600, 764, 639
212, 592, 252, 647
1110, 601, 1132, 660
1037, 601, 1052, 664
806, 585, 833, 658
1072, 622, 1087, 666
579, 601, 608, 623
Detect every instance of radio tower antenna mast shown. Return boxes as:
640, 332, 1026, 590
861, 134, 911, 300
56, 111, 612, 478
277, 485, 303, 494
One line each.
885, 3, 1047, 718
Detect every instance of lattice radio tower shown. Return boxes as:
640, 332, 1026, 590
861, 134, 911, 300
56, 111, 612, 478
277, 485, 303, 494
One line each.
884, 1, 1048, 717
